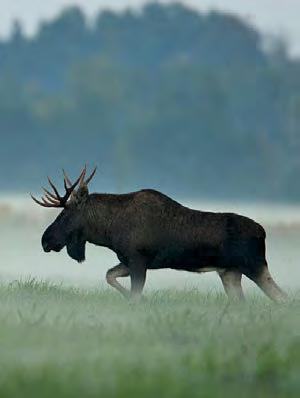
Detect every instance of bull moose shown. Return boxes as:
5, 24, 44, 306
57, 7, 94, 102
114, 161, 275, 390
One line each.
31, 166, 286, 301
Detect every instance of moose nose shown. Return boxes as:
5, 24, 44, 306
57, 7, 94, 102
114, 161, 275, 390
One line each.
42, 234, 51, 252
42, 242, 51, 252
42, 229, 52, 252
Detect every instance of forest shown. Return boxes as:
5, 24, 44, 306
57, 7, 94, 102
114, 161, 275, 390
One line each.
0, 2, 299, 200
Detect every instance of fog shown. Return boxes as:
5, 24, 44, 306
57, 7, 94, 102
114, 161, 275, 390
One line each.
1, 195, 299, 294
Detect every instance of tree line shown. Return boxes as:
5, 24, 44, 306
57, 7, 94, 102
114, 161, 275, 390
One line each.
0, 2, 299, 200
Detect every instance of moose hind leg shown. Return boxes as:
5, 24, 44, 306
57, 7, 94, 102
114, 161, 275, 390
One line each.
106, 263, 130, 298
218, 270, 245, 301
249, 265, 287, 302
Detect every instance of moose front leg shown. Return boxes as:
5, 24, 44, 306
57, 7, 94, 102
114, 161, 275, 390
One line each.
129, 257, 147, 299
106, 263, 130, 298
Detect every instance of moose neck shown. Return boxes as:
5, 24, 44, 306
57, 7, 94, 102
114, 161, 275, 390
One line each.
84, 193, 128, 249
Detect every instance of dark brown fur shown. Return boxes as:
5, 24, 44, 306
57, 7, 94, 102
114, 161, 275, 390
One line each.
41, 187, 286, 301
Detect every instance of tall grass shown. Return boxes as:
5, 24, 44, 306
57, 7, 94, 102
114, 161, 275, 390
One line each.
0, 280, 299, 398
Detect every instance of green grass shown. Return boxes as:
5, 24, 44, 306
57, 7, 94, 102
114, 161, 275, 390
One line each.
0, 280, 299, 398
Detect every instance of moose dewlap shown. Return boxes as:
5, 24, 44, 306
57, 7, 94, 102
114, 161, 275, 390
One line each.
31, 166, 286, 301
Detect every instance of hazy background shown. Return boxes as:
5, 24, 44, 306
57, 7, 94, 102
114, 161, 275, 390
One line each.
2, 1, 300, 57
0, 0, 299, 292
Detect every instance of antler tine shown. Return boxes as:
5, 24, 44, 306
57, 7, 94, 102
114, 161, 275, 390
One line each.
71, 166, 86, 190
62, 169, 72, 189
78, 165, 87, 187
57, 166, 88, 206
43, 187, 58, 200
42, 195, 61, 207
63, 178, 68, 192
44, 194, 61, 205
30, 194, 59, 208
85, 166, 97, 185
47, 177, 61, 199
42, 197, 51, 205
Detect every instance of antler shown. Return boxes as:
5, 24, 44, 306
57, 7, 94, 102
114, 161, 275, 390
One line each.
30, 165, 97, 208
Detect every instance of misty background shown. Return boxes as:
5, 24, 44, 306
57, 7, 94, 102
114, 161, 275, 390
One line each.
0, 1, 299, 291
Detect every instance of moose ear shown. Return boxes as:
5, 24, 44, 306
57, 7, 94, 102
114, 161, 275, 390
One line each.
72, 184, 89, 205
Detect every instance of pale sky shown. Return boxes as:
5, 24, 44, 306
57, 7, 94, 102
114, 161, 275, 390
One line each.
1, 0, 300, 56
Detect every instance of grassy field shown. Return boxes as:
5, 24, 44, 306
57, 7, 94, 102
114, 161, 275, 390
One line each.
0, 280, 299, 398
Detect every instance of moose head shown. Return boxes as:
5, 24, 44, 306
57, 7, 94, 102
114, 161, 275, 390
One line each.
31, 166, 96, 262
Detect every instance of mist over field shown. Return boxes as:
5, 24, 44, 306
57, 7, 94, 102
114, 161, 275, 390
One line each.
1, 195, 300, 398
1, 195, 299, 293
